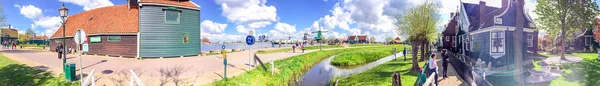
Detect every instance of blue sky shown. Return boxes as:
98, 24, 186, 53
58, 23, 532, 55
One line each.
2, 0, 600, 42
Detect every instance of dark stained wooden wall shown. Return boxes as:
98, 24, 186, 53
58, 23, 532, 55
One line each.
50, 35, 137, 57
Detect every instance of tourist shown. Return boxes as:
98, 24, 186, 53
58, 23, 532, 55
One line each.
403, 47, 407, 61
442, 50, 449, 78
12, 41, 16, 49
292, 44, 296, 53
56, 44, 63, 60
301, 44, 305, 53
68, 47, 72, 54
429, 54, 438, 86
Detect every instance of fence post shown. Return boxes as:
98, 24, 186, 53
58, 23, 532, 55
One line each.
392, 72, 402, 86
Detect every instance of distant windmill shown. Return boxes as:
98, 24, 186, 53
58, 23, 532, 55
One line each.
312, 24, 328, 50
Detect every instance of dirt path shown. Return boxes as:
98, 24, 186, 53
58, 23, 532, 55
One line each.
433, 52, 469, 86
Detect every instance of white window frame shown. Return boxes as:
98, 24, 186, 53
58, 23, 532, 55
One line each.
470, 35, 473, 50
527, 34, 534, 47
585, 36, 592, 46
490, 31, 505, 54
453, 36, 456, 47
164, 10, 181, 24
446, 36, 449, 41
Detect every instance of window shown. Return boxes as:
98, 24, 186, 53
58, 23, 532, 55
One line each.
453, 36, 456, 47
54, 40, 61, 43
3, 33, 7, 37
491, 31, 504, 53
183, 33, 189, 43
165, 10, 180, 24
527, 34, 534, 47
585, 36, 592, 46
470, 36, 473, 50
446, 36, 449, 41
89, 36, 102, 43
108, 36, 121, 42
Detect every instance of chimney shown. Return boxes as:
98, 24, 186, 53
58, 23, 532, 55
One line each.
8, 24, 10, 29
128, 0, 138, 9
479, 0, 486, 26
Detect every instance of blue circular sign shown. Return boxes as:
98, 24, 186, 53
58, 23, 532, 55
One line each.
222, 45, 226, 49
246, 35, 255, 45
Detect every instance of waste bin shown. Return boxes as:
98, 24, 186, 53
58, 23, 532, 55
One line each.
64, 63, 76, 81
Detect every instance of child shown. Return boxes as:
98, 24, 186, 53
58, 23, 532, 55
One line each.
292, 45, 296, 53
301, 44, 305, 53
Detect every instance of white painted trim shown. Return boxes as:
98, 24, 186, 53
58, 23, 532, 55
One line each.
139, 3, 200, 10
493, 0, 512, 19
469, 26, 535, 35
189, 1, 201, 10
585, 36, 593, 46
50, 33, 138, 39
527, 34, 534, 47
137, 32, 141, 58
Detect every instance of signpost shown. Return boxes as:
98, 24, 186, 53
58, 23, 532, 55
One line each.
222, 44, 227, 79
73, 29, 87, 83
246, 35, 255, 69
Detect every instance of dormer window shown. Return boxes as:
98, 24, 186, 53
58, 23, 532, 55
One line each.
494, 18, 502, 24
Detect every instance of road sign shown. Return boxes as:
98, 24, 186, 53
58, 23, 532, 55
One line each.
222, 45, 226, 49
246, 35, 255, 45
74, 29, 87, 44
82, 44, 89, 52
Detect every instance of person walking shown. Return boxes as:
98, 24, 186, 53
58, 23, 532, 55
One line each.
403, 47, 407, 61
442, 50, 449, 78
11, 41, 16, 49
301, 44, 305, 53
56, 44, 63, 60
428, 54, 438, 86
292, 44, 296, 53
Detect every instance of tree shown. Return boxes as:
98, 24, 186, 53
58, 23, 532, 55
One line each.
385, 37, 394, 43
396, 0, 439, 71
18, 34, 29, 44
369, 36, 376, 43
535, 0, 599, 59
0, 5, 5, 26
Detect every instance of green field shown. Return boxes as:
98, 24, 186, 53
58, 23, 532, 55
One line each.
336, 54, 424, 86
532, 53, 600, 86
208, 48, 349, 85
256, 45, 344, 54
349, 44, 385, 47
330, 45, 407, 67
0, 53, 79, 86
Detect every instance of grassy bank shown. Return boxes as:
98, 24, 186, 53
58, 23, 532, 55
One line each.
208, 48, 349, 85
330, 45, 407, 67
0, 53, 79, 86
349, 44, 384, 47
256, 45, 344, 54
336, 56, 425, 86
531, 53, 599, 86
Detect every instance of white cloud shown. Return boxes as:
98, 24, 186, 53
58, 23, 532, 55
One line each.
34, 17, 62, 36
19, 5, 43, 19
526, 0, 539, 20
59, 0, 114, 10
201, 20, 228, 34
13, 4, 20, 8
235, 25, 255, 35
274, 22, 296, 34
215, 0, 278, 32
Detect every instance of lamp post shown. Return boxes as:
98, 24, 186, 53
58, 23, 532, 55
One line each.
59, 3, 69, 70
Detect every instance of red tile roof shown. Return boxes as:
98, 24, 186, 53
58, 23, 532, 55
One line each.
140, 0, 200, 9
348, 35, 368, 41
51, 5, 139, 38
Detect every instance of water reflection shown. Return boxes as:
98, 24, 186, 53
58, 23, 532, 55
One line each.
296, 53, 404, 86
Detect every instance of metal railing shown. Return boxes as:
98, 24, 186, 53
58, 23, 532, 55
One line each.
81, 69, 96, 86
129, 70, 144, 86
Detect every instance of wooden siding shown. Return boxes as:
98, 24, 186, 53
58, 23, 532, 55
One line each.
50, 35, 138, 57
469, 30, 534, 68
139, 5, 201, 57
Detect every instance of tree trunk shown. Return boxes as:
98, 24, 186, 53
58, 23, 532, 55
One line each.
419, 40, 427, 62
560, 20, 566, 60
411, 41, 421, 71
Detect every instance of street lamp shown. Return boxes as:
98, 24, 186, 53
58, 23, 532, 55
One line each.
59, 3, 68, 70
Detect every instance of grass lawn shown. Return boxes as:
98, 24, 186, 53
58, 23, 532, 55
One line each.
336, 56, 425, 86
349, 44, 385, 47
330, 45, 406, 67
531, 53, 599, 86
0, 53, 79, 86
208, 48, 352, 85
256, 45, 344, 54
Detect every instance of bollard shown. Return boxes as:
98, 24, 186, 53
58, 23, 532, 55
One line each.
270, 61, 274, 75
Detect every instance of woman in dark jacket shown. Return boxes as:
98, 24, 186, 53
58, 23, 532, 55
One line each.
56, 44, 63, 60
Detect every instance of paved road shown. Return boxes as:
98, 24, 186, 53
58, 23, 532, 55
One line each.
1, 47, 352, 85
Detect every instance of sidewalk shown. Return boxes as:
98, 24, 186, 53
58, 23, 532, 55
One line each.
429, 51, 469, 86
0, 46, 354, 85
